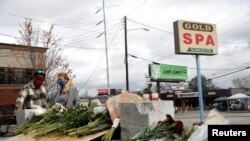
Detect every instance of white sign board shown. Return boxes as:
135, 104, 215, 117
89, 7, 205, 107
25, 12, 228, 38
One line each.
173, 20, 218, 55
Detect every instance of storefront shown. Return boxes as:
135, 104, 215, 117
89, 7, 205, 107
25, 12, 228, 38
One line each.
164, 89, 231, 109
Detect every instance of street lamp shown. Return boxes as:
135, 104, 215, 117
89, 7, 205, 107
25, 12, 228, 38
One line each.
124, 16, 149, 91
127, 28, 150, 31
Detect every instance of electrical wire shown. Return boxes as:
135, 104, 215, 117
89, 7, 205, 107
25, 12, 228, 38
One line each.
0, 32, 121, 50
127, 0, 147, 16
128, 53, 250, 71
199, 0, 243, 21
0, 11, 103, 33
127, 18, 173, 34
82, 21, 122, 88
208, 67, 250, 80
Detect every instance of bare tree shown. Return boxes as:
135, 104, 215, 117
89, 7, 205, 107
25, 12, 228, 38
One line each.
232, 76, 250, 88
16, 19, 74, 91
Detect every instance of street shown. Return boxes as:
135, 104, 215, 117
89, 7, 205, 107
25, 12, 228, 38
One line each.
175, 109, 250, 128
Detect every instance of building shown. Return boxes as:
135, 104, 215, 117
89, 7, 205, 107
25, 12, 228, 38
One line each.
0, 42, 47, 106
159, 88, 250, 110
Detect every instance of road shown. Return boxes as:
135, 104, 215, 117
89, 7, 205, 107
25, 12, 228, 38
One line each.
175, 109, 250, 128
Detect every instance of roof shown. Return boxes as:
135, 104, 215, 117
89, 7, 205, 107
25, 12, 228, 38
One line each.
0, 42, 47, 53
214, 96, 228, 102
242, 90, 250, 95
227, 93, 250, 99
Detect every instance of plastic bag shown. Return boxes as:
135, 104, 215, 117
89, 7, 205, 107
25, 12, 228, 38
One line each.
34, 105, 47, 116
93, 106, 107, 114
188, 108, 229, 141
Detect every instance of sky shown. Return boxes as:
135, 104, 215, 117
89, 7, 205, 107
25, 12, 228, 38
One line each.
0, 0, 250, 96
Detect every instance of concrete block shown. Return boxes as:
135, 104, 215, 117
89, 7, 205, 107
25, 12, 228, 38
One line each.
120, 100, 174, 140
8, 124, 18, 133
2, 132, 15, 137
150, 138, 166, 141
0, 125, 8, 133
16, 109, 36, 125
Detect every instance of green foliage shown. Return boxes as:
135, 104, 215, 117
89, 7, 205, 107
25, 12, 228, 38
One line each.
130, 115, 182, 141
13, 103, 112, 139
188, 75, 219, 92
102, 127, 116, 141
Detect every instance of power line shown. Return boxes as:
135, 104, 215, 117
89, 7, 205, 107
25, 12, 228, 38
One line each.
128, 53, 250, 71
208, 67, 250, 80
0, 32, 122, 50
63, 18, 122, 40
199, 0, 243, 21
127, 0, 147, 16
0, 11, 103, 33
82, 18, 121, 88
127, 18, 173, 34
82, 52, 106, 88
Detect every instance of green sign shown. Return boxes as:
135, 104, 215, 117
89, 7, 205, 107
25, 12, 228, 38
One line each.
149, 64, 187, 81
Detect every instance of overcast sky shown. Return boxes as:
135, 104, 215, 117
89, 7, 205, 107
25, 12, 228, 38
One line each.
0, 0, 250, 96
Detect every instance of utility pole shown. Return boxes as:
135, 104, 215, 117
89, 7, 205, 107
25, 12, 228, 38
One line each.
124, 16, 129, 91
102, 0, 110, 95
123, 17, 149, 91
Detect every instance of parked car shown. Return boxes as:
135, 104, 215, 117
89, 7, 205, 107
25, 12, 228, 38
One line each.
209, 102, 221, 110
220, 101, 229, 111
229, 100, 244, 111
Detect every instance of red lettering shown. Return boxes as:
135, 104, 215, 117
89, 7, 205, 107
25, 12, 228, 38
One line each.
206, 35, 215, 46
183, 33, 215, 46
183, 33, 192, 44
195, 34, 204, 45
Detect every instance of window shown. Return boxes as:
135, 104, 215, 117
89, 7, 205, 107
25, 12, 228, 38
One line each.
0, 68, 6, 84
0, 67, 35, 84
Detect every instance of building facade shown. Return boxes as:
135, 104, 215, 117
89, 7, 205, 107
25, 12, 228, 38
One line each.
160, 88, 249, 110
0, 43, 47, 106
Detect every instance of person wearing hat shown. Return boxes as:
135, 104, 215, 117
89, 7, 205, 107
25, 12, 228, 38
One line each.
15, 69, 48, 111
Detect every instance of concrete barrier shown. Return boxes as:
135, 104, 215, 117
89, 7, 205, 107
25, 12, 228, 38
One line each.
120, 100, 174, 140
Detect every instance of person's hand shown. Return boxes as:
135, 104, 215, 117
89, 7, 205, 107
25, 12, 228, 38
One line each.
15, 106, 20, 111
14, 108, 21, 116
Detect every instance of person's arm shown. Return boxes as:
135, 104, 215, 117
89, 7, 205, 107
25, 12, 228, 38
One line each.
15, 89, 28, 111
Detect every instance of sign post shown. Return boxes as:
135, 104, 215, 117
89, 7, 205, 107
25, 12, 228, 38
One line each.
196, 55, 205, 121
173, 20, 218, 122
